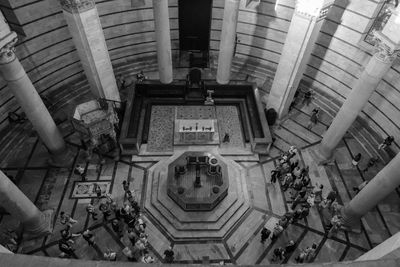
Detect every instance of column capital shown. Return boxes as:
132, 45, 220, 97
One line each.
371, 7, 400, 63
60, 0, 95, 13
295, 0, 334, 20
0, 32, 18, 64
373, 33, 400, 63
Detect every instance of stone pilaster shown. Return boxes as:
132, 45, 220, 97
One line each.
61, 0, 120, 101
216, 0, 241, 85
266, 0, 333, 119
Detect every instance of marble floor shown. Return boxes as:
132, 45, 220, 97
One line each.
0, 86, 399, 265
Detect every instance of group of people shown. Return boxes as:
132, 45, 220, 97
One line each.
260, 146, 346, 263
57, 178, 174, 263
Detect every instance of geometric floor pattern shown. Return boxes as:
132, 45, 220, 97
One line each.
0, 98, 399, 264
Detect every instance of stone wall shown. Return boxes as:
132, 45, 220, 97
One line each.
0, 0, 399, 153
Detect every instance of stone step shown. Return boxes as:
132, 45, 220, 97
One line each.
147, 165, 247, 229
143, 162, 252, 240
0, 123, 31, 161
145, 199, 251, 240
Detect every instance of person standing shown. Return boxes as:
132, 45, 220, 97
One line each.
378, 136, 394, 150
163, 244, 175, 263
285, 240, 296, 255
270, 169, 279, 184
326, 190, 337, 204
59, 211, 78, 229
111, 219, 124, 238
302, 90, 314, 106
307, 108, 320, 130
305, 243, 318, 262
86, 203, 98, 220
362, 157, 378, 173
353, 180, 369, 194
260, 226, 271, 244
123, 180, 130, 194
74, 164, 86, 180
271, 247, 285, 262
58, 239, 74, 257
270, 224, 284, 240
313, 183, 324, 203
223, 132, 230, 143
82, 229, 96, 247
327, 215, 342, 238
352, 153, 362, 167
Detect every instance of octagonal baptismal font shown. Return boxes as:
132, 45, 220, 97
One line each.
167, 152, 229, 211
144, 150, 250, 240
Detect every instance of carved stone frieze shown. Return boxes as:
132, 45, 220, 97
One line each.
60, 0, 95, 13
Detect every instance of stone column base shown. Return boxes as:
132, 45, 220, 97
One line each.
338, 205, 363, 233
23, 210, 54, 240
48, 147, 75, 167
308, 145, 335, 166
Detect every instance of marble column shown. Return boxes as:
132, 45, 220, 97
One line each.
0, 171, 53, 239
216, 0, 240, 84
342, 152, 400, 226
0, 23, 69, 166
153, 0, 173, 84
319, 8, 400, 160
266, 0, 333, 118
60, 0, 120, 101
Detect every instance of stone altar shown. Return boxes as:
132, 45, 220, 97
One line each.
174, 119, 220, 145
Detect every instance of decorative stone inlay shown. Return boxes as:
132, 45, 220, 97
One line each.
60, 0, 95, 13
0, 32, 18, 64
